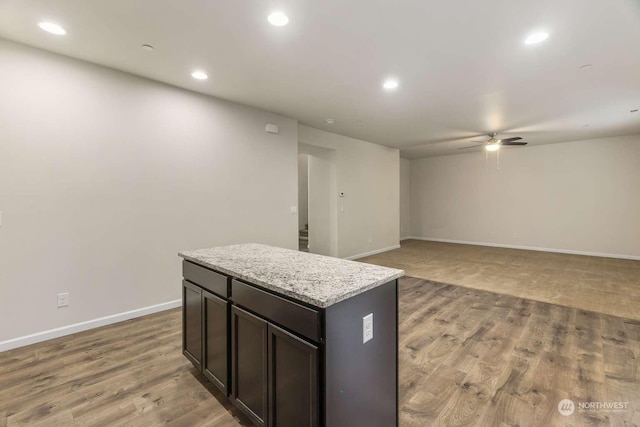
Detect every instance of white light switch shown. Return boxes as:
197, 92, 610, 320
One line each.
290, 206, 297, 214
57, 292, 70, 308
363, 313, 373, 343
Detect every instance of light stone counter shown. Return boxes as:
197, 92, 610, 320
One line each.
179, 243, 404, 308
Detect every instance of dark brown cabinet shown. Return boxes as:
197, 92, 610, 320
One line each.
231, 305, 319, 427
231, 306, 269, 426
203, 290, 229, 394
182, 260, 398, 427
268, 324, 318, 427
182, 267, 230, 397
182, 280, 203, 370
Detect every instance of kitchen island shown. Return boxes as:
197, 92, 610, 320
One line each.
178, 243, 404, 427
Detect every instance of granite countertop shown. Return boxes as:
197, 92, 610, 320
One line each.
178, 243, 404, 308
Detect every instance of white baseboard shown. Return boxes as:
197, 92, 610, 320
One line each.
0, 299, 182, 353
346, 244, 401, 260
405, 236, 640, 261
400, 236, 412, 241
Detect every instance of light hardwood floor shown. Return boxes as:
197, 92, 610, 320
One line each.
0, 309, 252, 427
360, 239, 640, 321
399, 277, 640, 427
1, 277, 638, 426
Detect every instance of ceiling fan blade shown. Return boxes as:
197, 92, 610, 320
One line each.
499, 137, 522, 142
459, 144, 484, 150
502, 141, 528, 146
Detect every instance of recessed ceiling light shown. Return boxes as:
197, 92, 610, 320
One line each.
524, 32, 549, 45
268, 12, 289, 26
191, 71, 208, 80
325, 119, 335, 124
38, 22, 66, 35
141, 44, 154, 52
579, 64, 593, 70
383, 79, 399, 90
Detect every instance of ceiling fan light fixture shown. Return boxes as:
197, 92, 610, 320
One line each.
485, 144, 500, 152
383, 79, 399, 90
38, 22, 66, 35
268, 12, 289, 26
524, 32, 549, 45
191, 70, 208, 80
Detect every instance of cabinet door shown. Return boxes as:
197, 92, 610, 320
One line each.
231, 306, 268, 426
203, 290, 229, 395
182, 280, 203, 370
268, 324, 319, 427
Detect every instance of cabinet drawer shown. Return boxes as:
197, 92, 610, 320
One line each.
231, 280, 320, 342
183, 261, 229, 297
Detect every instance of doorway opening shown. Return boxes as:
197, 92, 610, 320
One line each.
298, 143, 338, 257
298, 153, 309, 252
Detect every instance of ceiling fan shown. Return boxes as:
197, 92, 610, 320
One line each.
459, 133, 528, 151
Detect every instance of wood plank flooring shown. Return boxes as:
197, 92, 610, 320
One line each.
0, 309, 252, 427
360, 239, 640, 321
1, 277, 639, 426
399, 277, 639, 427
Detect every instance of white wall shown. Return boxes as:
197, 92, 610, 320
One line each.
409, 134, 640, 257
0, 39, 298, 344
400, 158, 411, 239
297, 154, 309, 230
298, 125, 400, 259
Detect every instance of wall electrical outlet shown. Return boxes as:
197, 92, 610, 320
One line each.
363, 313, 373, 343
57, 292, 69, 308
